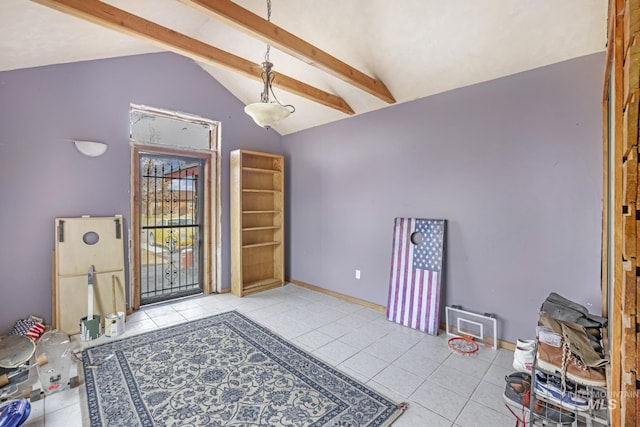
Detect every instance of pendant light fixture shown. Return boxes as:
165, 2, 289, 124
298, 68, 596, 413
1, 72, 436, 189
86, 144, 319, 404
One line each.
244, 0, 295, 129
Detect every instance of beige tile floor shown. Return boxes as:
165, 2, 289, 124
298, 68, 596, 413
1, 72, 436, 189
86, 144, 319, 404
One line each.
16, 283, 522, 426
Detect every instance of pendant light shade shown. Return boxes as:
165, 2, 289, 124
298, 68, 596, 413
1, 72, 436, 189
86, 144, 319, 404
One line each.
244, 102, 291, 129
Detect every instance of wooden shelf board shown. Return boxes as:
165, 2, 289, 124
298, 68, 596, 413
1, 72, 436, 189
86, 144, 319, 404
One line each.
242, 210, 280, 214
242, 189, 281, 193
242, 166, 281, 174
243, 278, 283, 291
242, 241, 281, 248
243, 226, 280, 231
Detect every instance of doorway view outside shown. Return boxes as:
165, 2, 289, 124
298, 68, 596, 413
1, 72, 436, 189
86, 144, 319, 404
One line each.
139, 154, 204, 304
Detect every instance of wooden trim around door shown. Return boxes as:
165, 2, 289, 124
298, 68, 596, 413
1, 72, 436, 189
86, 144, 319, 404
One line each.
131, 144, 216, 310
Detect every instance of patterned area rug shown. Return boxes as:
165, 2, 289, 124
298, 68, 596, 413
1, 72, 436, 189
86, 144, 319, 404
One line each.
83, 310, 406, 426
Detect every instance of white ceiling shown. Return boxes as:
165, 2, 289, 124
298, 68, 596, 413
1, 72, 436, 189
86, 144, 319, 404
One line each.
0, 0, 608, 135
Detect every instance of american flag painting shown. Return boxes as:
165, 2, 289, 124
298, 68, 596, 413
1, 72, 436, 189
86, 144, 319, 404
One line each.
386, 218, 445, 335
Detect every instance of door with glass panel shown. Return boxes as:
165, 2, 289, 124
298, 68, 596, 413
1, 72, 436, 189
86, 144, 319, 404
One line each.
139, 154, 204, 304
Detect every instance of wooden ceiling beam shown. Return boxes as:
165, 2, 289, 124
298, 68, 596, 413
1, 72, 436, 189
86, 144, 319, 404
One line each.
30, 0, 355, 115
180, 0, 396, 104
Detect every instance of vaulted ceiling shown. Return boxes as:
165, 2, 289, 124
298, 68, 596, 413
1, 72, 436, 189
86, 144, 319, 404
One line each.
0, 0, 607, 135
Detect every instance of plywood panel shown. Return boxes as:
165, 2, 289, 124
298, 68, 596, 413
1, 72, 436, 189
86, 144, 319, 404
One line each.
54, 216, 126, 335
57, 272, 126, 335
56, 217, 124, 276
386, 218, 445, 335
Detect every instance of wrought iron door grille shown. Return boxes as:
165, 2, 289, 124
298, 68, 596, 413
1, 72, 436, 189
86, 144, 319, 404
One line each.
139, 155, 204, 304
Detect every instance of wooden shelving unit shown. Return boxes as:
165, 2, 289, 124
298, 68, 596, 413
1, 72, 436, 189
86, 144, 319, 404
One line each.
230, 150, 284, 296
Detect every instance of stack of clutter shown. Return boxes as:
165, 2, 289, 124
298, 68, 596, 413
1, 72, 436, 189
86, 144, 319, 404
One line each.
503, 293, 608, 425
504, 371, 577, 425
9, 316, 47, 342
1, 315, 48, 405
537, 292, 608, 387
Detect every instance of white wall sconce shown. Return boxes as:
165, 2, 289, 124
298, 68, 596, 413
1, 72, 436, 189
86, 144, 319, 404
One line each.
74, 140, 108, 157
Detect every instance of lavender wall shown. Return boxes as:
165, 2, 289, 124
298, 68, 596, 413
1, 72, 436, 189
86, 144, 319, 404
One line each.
0, 52, 282, 335
0, 51, 604, 342
282, 53, 605, 343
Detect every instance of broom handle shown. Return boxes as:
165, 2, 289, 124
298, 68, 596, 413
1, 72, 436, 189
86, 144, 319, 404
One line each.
88, 285, 93, 320
111, 275, 117, 314
87, 265, 95, 321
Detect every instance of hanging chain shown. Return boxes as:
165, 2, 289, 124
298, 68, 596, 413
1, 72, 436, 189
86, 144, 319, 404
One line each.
264, 0, 272, 63
259, 0, 273, 103
259, 0, 294, 113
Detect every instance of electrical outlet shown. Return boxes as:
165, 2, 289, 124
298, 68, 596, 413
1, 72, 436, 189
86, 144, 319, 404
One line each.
355, 270, 361, 279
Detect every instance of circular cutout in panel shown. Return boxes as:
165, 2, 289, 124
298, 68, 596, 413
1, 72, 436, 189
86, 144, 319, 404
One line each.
410, 231, 423, 245
83, 231, 100, 245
